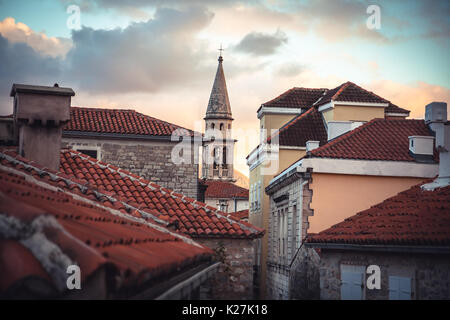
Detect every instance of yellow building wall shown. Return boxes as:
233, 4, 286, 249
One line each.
333, 105, 385, 122
260, 113, 297, 133
321, 105, 385, 124
279, 148, 306, 172
308, 173, 427, 233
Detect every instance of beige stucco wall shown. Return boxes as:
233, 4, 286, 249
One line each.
308, 173, 426, 233
279, 148, 306, 171
260, 113, 297, 133
333, 105, 385, 122
321, 105, 385, 124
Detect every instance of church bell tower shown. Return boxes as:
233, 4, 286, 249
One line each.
202, 50, 235, 181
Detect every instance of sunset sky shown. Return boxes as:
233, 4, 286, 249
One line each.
0, 0, 449, 174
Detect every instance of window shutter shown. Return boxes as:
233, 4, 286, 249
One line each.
341, 271, 363, 300
389, 276, 411, 300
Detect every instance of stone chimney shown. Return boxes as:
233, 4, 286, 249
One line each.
10, 83, 75, 170
422, 102, 449, 190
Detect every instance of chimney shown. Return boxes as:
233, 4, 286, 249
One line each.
327, 121, 365, 141
10, 83, 75, 170
425, 102, 448, 148
408, 136, 434, 161
306, 140, 320, 152
422, 102, 449, 190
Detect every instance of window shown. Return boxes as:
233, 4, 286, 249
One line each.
222, 147, 227, 165
74, 147, 101, 160
228, 124, 231, 129
340, 265, 364, 300
389, 276, 412, 300
218, 200, 228, 213
220, 123, 224, 130
211, 123, 215, 130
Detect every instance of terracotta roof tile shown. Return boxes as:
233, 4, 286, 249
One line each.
385, 102, 410, 115
65, 107, 197, 137
262, 87, 327, 109
204, 180, 249, 199
0, 170, 213, 294
0, 150, 263, 239
229, 209, 249, 221
315, 81, 389, 107
307, 182, 450, 246
310, 118, 436, 162
268, 107, 328, 147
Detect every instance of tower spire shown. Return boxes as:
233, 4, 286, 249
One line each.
205, 47, 232, 120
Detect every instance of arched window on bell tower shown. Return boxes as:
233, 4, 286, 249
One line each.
222, 147, 227, 167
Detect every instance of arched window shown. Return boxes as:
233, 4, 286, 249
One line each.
228, 124, 231, 129
222, 147, 227, 165
211, 123, 215, 130
220, 123, 224, 130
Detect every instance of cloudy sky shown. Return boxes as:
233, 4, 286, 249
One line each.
0, 0, 449, 174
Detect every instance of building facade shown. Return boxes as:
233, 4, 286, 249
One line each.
247, 82, 410, 297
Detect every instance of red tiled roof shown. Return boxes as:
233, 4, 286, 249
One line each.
262, 87, 327, 109
268, 107, 328, 147
0, 169, 213, 295
0, 150, 263, 239
65, 107, 196, 137
385, 102, 410, 115
204, 180, 249, 199
315, 81, 389, 107
307, 182, 450, 246
310, 118, 436, 162
229, 209, 249, 221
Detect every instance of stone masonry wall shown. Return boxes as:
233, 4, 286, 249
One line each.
197, 238, 255, 300
62, 139, 198, 199
319, 249, 450, 300
266, 175, 315, 299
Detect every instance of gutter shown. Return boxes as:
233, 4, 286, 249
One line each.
305, 242, 450, 254
63, 130, 203, 142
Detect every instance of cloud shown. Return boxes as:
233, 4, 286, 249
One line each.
275, 62, 305, 78
0, 17, 72, 58
0, 34, 64, 114
370, 80, 450, 118
234, 29, 287, 56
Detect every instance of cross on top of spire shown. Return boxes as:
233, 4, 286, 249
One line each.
218, 44, 224, 62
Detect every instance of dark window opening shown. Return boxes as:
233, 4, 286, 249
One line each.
77, 149, 98, 159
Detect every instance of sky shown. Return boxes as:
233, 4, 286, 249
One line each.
0, 0, 449, 175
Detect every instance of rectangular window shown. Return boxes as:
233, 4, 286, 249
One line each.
389, 276, 412, 300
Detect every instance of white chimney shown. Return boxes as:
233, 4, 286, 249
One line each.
422, 102, 449, 190
327, 121, 365, 141
408, 136, 434, 158
306, 140, 320, 152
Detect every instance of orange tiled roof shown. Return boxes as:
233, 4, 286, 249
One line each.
0, 169, 213, 295
65, 107, 197, 137
229, 209, 249, 221
267, 107, 328, 147
310, 118, 436, 162
306, 182, 450, 246
0, 150, 263, 239
314, 81, 389, 107
385, 102, 410, 115
204, 180, 249, 199
262, 87, 327, 109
